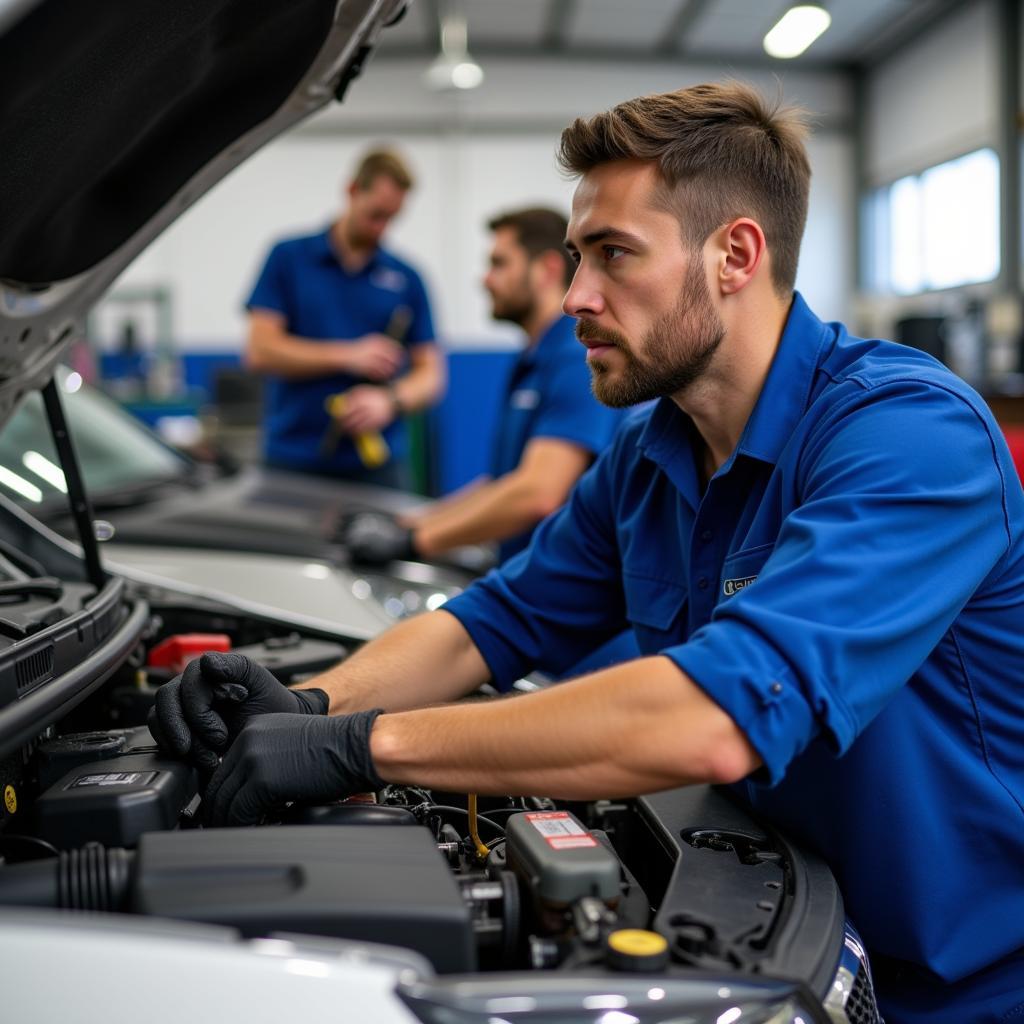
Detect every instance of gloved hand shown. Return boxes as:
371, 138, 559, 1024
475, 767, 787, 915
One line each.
340, 511, 418, 566
148, 652, 329, 771
202, 709, 385, 827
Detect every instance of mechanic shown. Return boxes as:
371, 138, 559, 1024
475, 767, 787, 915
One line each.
153, 82, 1024, 1024
243, 148, 445, 488
345, 207, 623, 565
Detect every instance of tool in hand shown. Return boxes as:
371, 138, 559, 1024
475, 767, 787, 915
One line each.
321, 392, 391, 467
318, 305, 412, 466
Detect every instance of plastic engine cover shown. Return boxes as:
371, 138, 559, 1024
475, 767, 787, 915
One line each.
132, 825, 475, 973
33, 752, 198, 849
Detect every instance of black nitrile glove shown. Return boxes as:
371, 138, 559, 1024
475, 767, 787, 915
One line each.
202, 709, 385, 827
148, 652, 329, 771
341, 511, 417, 566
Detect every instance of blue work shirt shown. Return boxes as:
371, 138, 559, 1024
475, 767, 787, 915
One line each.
491, 314, 623, 561
445, 293, 1024, 1023
245, 228, 436, 476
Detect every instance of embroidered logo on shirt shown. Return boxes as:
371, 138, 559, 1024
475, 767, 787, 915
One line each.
510, 389, 540, 410
370, 267, 407, 293
722, 575, 757, 596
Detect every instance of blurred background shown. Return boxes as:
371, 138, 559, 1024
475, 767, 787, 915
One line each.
76, 0, 1024, 493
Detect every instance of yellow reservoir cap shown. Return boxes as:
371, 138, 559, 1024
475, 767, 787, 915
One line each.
605, 929, 669, 972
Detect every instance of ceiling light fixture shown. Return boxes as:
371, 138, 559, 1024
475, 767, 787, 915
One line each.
424, 0, 484, 92
763, 3, 831, 59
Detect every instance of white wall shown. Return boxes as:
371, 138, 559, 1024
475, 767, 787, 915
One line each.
100, 57, 855, 352
865, 0, 998, 186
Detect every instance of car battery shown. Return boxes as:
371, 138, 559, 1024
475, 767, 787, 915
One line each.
32, 751, 198, 849
505, 810, 620, 929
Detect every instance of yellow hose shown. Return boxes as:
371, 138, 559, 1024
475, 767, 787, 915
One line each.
467, 794, 490, 859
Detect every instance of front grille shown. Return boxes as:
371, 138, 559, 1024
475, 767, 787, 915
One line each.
845, 965, 881, 1024
825, 924, 883, 1024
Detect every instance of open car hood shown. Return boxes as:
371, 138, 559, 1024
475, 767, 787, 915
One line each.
0, 0, 405, 423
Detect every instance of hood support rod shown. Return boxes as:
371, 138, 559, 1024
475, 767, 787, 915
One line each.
42, 377, 105, 589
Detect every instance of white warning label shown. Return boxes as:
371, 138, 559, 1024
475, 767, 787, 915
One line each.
71, 772, 144, 788
525, 811, 598, 848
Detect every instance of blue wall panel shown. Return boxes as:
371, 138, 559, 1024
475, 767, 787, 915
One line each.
431, 349, 516, 494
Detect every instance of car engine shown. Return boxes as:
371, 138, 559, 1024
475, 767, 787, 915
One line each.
0, 532, 879, 1023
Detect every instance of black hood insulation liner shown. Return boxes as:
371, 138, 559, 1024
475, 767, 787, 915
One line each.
0, 0, 338, 283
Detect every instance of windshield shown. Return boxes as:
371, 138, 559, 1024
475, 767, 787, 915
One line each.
0, 367, 192, 509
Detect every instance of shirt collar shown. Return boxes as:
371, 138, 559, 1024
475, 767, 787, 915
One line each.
313, 228, 381, 274
637, 291, 832, 473
734, 291, 832, 465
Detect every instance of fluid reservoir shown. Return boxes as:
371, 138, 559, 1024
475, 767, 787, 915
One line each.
505, 810, 620, 922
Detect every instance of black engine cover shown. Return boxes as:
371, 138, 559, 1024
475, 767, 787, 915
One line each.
132, 825, 475, 973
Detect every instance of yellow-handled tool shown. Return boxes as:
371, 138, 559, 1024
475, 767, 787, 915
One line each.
321, 392, 391, 468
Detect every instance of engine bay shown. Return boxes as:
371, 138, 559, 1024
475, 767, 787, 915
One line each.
0, 545, 879, 1022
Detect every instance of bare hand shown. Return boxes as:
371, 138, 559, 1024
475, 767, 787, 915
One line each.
337, 385, 396, 433
343, 334, 404, 381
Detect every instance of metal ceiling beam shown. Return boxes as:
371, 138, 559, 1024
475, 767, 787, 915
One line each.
542, 0, 575, 51
375, 41, 849, 75
656, 0, 713, 57
295, 111, 853, 138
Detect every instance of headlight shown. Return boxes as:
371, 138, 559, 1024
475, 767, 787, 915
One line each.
397, 975, 833, 1024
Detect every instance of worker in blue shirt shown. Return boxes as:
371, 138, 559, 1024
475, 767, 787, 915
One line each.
344, 207, 623, 565
244, 149, 445, 488
155, 83, 1024, 1023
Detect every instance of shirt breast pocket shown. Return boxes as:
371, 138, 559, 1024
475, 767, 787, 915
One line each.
718, 542, 775, 604
622, 572, 688, 654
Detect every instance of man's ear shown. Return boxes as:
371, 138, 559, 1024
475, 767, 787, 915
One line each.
346, 180, 359, 202
534, 249, 566, 291
715, 218, 767, 295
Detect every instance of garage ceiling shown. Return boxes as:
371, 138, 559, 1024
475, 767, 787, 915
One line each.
378, 0, 969, 70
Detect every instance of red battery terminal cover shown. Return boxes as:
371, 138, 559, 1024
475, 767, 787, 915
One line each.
147, 633, 232, 674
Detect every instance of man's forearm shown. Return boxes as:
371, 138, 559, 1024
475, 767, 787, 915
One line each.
246, 330, 352, 379
414, 472, 550, 556
392, 349, 445, 413
301, 610, 490, 716
370, 655, 763, 799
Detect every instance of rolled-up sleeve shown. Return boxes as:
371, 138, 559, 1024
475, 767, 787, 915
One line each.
444, 439, 629, 685
670, 379, 1011, 784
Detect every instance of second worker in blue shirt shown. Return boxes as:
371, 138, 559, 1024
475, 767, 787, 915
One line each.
342, 207, 623, 567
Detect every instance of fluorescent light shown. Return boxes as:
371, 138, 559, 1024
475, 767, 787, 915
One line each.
0, 466, 43, 503
424, 2, 484, 91
23, 450, 67, 492
764, 4, 831, 59
448, 59, 484, 90
425, 54, 484, 91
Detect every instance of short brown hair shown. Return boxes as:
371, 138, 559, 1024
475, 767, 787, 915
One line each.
352, 149, 414, 191
488, 207, 574, 287
556, 81, 811, 294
